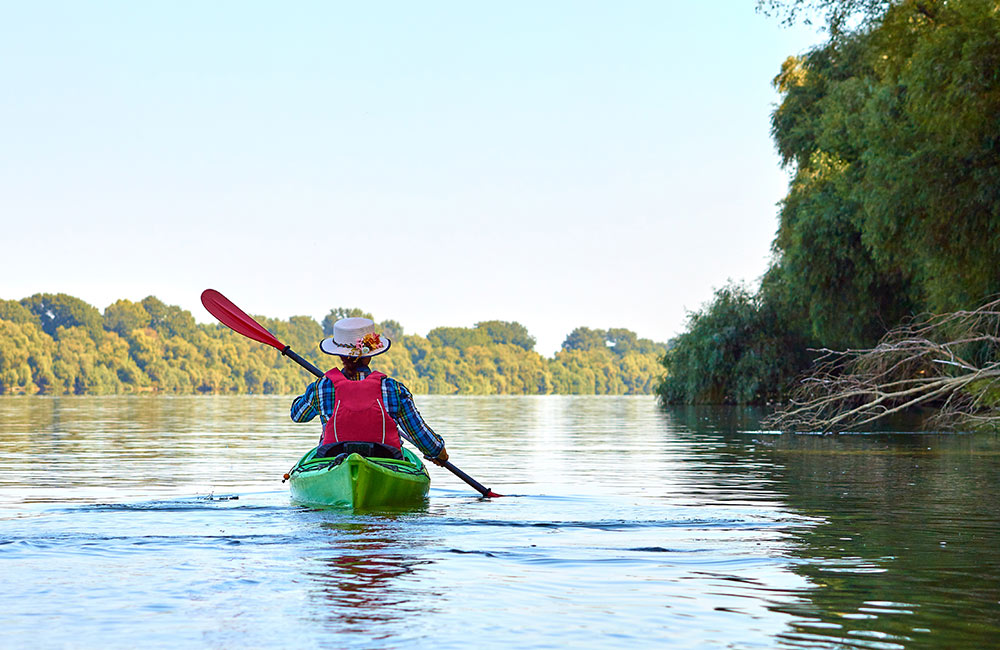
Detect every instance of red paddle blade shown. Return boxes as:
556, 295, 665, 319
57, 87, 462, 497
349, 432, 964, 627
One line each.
201, 289, 285, 351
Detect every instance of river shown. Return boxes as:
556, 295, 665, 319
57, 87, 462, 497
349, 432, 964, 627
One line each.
1, 395, 998, 649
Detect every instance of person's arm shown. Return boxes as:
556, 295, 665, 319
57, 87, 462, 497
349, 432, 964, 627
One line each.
290, 381, 321, 422
386, 379, 447, 461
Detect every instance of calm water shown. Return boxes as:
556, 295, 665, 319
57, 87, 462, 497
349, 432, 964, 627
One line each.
1, 396, 998, 649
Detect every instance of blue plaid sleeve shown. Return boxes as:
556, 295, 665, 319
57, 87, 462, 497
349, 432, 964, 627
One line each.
291, 378, 336, 425
383, 378, 445, 458
290, 381, 320, 422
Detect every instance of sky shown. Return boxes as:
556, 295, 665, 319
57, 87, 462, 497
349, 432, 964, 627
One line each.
0, 2, 825, 355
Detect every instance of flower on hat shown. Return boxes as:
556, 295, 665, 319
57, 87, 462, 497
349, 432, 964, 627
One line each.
346, 332, 382, 356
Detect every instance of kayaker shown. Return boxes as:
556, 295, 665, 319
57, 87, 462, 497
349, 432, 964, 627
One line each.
290, 317, 450, 467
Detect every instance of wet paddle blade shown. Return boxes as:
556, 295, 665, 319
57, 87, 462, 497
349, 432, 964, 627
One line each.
201, 289, 284, 351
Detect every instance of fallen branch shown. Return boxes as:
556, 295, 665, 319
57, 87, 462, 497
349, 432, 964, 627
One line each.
766, 298, 1000, 432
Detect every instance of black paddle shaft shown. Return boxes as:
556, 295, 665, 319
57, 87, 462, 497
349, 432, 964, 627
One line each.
281, 346, 324, 379
437, 459, 495, 498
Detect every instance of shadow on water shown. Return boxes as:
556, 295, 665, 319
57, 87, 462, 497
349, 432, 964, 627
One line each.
662, 405, 1000, 650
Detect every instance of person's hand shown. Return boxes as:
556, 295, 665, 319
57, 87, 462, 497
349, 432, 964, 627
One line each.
431, 448, 449, 466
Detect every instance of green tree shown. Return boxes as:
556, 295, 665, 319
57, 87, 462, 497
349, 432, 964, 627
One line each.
772, 149, 916, 349
141, 296, 196, 339
475, 320, 536, 351
0, 319, 55, 394
261, 315, 324, 364
562, 326, 666, 357
21, 293, 103, 341
562, 327, 608, 351
0, 299, 35, 325
768, 31, 917, 348
426, 326, 490, 350
658, 283, 812, 404
371, 336, 425, 390
103, 299, 151, 337
379, 319, 404, 340
604, 328, 641, 356
768, 0, 1000, 344
859, 0, 1000, 313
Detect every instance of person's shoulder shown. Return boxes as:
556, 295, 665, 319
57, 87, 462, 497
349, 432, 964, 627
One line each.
380, 374, 412, 394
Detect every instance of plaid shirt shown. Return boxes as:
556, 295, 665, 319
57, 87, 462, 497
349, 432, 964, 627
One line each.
290, 365, 445, 458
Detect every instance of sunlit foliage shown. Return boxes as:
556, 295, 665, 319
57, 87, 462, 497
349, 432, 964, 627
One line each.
0, 294, 665, 396
658, 283, 812, 405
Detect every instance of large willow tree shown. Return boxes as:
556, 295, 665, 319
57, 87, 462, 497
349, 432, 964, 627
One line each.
662, 0, 1000, 404
771, 0, 1000, 341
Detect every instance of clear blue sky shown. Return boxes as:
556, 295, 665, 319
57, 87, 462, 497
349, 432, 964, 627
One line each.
0, 2, 823, 355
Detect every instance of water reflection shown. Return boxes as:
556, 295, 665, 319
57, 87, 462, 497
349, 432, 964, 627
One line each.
765, 434, 1000, 649
304, 518, 438, 636
662, 407, 1000, 650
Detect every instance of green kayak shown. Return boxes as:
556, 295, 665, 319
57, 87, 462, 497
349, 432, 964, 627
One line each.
287, 446, 430, 509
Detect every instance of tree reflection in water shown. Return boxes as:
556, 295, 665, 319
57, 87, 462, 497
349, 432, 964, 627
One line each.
661, 406, 1000, 650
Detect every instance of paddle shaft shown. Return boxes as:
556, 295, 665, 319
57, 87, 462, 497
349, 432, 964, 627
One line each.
281, 346, 324, 379
436, 460, 498, 498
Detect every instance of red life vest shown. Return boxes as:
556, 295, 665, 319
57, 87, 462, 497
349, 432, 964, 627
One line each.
321, 368, 402, 449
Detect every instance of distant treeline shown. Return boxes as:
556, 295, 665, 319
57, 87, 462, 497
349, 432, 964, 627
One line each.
662, 0, 1000, 404
0, 294, 665, 396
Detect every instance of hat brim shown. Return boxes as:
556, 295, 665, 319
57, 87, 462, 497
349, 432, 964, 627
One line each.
319, 336, 391, 357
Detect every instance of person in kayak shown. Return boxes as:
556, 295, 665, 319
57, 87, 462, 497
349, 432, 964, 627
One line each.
290, 316, 450, 466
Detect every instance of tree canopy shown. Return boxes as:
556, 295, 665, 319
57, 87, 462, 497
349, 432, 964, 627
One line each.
426, 320, 538, 352
0, 293, 665, 396
658, 283, 812, 405
21, 293, 104, 341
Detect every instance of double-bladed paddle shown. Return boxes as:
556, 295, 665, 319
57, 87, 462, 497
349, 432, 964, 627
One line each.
200, 289, 501, 498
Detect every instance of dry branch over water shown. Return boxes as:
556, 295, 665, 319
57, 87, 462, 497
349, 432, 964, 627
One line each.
766, 299, 1000, 432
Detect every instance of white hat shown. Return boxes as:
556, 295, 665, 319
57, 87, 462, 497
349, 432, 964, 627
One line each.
319, 317, 391, 357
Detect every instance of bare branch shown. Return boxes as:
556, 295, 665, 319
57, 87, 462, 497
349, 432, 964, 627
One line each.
766, 298, 1000, 432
